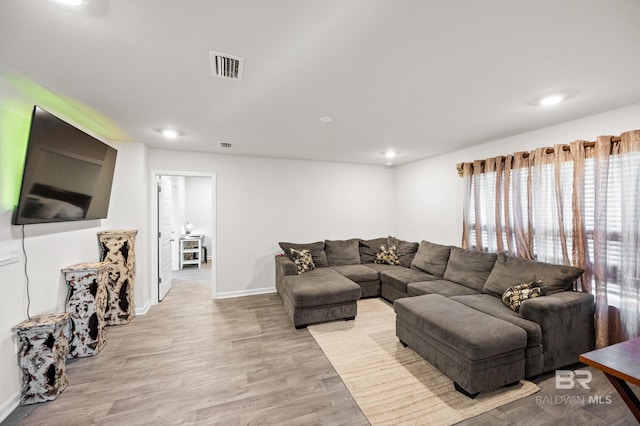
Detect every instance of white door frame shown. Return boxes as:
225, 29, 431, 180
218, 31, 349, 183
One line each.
149, 169, 217, 305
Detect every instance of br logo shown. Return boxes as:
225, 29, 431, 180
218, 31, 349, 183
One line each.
555, 370, 592, 389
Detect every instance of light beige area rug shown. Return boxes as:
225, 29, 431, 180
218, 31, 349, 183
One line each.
308, 298, 539, 425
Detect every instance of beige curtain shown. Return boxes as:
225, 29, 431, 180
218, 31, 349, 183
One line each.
570, 140, 590, 292
460, 152, 533, 259
512, 152, 534, 259
592, 131, 640, 346
618, 131, 640, 345
461, 129, 640, 346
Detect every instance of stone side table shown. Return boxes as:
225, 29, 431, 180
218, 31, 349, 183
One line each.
62, 261, 110, 358
97, 229, 138, 325
12, 313, 72, 405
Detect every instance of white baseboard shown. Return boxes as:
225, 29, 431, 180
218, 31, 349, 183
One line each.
214, 287, 276, 299
0, 391, 20, 423
134, 299, 152, 316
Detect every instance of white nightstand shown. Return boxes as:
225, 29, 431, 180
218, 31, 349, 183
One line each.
179, 236, 203, 268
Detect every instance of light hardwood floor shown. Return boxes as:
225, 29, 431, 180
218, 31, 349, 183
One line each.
3, 270, 638, 425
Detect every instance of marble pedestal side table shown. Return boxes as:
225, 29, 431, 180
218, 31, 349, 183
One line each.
12, 313, 72, 405
62, 261, 110, 358
97, 229, 138, 325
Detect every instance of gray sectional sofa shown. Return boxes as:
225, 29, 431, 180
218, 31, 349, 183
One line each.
275, 236, 595, 396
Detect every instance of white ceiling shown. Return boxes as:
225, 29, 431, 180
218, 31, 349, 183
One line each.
1, 0, 640, 166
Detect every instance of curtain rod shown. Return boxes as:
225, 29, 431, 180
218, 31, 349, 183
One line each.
455, 136, 622, 177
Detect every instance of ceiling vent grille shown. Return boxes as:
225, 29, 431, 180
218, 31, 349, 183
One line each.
218, 142, 232, 149
209, 51, 244, 81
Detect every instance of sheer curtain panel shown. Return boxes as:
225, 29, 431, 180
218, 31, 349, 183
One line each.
460, 130, 640, 347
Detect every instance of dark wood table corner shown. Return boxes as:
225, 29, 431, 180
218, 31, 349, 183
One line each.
579, 337, 640, 423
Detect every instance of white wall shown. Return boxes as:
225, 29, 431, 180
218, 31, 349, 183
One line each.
172, 176, 187, 236
395, 102, 640, 245
185, 176, 213, 259
148, 150, 396, 296
106, 141, 150, 312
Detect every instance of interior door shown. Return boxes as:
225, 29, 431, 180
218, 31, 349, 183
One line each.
158, 176, 173, 301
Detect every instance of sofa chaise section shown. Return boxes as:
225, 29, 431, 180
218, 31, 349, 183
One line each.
282, 267, 361, 329
395, 294, 527, 397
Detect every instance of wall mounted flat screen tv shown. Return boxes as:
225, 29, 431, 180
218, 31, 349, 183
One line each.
12, 106, 118, 225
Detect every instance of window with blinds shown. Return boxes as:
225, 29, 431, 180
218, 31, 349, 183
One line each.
465, 151, 639, 305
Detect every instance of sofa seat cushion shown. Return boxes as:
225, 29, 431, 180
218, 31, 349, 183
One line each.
443, 248, 497, 291
284, 268, 361, 308
329, 264, 379, 283
380, 268, 438, 294
483, 252, 584, 297
363, 263, 403, 274
407, 280, 480, 297
410, 241, 452, 277
450, 294, 542, 348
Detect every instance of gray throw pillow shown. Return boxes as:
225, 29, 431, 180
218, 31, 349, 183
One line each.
443, 247, 498, 291
483, 253, 584, 297
410, 240, 452, 277
279, 241, 328, 267
325, 239, 361, 266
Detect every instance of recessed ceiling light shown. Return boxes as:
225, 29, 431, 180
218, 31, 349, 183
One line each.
319, 116, 333, 123
384, 150, 398, 159
539, 95, 564, 106
53, 0, 85, 5
528, 90, 576, 108
156, 128, 184, 139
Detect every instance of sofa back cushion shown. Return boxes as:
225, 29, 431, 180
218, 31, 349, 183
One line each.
387, 236, 419, 268
279, 241, 328, 267
483, 253, 584, 297
359, 237, 389, 264
325, 238, 361, 266
410, 241, 451, 277
443, 247, 497, 291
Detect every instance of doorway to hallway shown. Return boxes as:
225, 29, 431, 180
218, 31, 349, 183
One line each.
150, 170, 216, 304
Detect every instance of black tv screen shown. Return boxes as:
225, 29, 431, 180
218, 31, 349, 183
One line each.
12, 106, 118, 225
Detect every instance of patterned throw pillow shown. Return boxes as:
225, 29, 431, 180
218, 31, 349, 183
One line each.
502, 280, 547, 313
290, 248, 315, 274
374, 245, 401, 265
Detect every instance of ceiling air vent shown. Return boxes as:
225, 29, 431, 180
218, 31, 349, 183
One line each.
218, 142, 232, 149
209, 51, 244, 81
